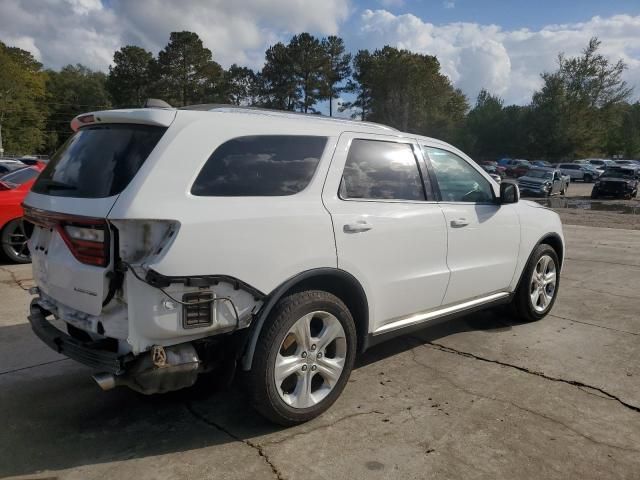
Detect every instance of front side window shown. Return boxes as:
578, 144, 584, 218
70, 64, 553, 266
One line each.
340, 139, 425, 201
191, 135, 326, 196
423, 147, 494, 203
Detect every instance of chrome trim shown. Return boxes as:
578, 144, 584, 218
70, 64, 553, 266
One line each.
373, 292, 510, 335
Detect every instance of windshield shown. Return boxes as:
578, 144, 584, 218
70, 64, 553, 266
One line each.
525, 169, 552, 179
0, 167, 40, 188
603, 169, 635, 179
32, 124, 166, 198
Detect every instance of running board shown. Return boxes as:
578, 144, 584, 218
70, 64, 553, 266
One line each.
365, 292, 511, 349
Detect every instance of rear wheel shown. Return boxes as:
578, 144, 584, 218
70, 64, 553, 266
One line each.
584, 174, 593, 183
511, 244, 560, 322
1, 218, 31, 263
247, 290, 357, 426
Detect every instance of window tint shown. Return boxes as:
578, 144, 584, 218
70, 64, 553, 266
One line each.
340, 139, 425, 201
191, 135, 326, 196
423, 147, 493, 203
32, 124, 166, 198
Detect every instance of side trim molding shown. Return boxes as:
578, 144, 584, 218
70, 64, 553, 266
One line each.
367, 292, 511, 347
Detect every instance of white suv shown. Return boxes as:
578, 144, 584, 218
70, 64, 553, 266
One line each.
24, 106, 564, 425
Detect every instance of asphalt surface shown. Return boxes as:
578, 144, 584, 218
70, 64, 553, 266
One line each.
1, 223, 639, 479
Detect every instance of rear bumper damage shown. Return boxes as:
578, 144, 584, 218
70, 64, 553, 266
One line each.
28, 300, 202, 394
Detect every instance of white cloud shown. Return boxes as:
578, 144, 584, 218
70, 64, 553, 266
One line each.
0, 1, 638, 107
443, 1, 455, 9
0, 0, 350, 71
357, 9, 640, 104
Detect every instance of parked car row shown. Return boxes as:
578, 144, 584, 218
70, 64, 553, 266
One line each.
493, 157, 640, 180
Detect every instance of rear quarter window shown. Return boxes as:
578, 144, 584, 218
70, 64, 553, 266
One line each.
191, 135, 327, 196
32, 124, 166, 198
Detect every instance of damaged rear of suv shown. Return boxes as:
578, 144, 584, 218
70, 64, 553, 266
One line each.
25, 104, 564, 425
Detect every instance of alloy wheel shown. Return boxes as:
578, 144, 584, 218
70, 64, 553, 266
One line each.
529, 254, 557, 313
274, 311, 347, 409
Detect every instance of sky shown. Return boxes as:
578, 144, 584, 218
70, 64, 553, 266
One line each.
1, 0, 639, 109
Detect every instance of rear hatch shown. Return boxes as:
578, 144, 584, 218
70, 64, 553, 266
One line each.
24, 110, 174, 316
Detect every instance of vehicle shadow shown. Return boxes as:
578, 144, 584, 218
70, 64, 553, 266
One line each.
0, 307, 521, 478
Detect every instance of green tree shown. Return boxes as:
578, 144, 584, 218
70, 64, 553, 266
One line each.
44, 64, 111, 151
106, 45, 154, 108
320, 36, 351, 117
526, 37, 634, 160
465, 89, 505, 159
353, 47, 468, 140
154, 31, 224, 106
0, 42, 46, 155
223, 64, 259, 106
558, 37, 632, 108
288, 33, 325, 113
261, 42, 298, 110
341, 50, 374, 120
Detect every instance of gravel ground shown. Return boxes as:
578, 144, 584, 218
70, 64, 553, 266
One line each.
520, 181, 640, 230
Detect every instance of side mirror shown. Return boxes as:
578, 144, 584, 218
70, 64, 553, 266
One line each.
500, 182, 519, 204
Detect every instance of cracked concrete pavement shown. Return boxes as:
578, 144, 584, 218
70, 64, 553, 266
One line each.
0, 223, 639, 479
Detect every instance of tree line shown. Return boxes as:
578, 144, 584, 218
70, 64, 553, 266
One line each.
1, 32, 638, 161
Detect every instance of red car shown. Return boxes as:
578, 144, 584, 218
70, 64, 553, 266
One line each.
479, 161, 506, 177
0, 164, 45, 263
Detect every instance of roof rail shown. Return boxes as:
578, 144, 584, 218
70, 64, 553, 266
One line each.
179, 104, 397, 132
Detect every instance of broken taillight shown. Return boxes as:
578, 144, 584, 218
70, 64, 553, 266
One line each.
23, 206, 110, 267
58, 223, 109, 267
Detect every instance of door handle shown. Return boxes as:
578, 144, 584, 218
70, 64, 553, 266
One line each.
343, 221, 373, 233
450, 218, 469, 228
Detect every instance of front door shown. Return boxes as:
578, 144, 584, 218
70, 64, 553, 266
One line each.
421, 146, 520, 305
322, 133, 450, 333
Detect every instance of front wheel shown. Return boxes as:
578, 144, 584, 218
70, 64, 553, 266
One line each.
247, 290, 357, 426
1, 218, 31, 263
511, 244, 560, 322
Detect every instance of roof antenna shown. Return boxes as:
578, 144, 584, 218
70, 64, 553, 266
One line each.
143, 98, 172, 109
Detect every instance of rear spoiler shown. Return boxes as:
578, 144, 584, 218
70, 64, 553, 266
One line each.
70, 108, 177, 132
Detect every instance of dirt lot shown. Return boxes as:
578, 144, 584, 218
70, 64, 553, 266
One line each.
1, 223, 639, 479
522, 181, 640, 230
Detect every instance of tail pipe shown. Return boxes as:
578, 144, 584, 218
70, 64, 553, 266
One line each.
92, 343, 200, 395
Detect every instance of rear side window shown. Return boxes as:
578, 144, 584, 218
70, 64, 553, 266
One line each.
32, 124, 166, 198
191, 135, 326, 196
340, 139, 425, 201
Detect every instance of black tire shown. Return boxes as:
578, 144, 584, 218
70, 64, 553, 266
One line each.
511, 244, 560, 322
1, 218, 31, 264
591, 191, 599, 199
584, 174, 593, 183
247, 290, 357, 426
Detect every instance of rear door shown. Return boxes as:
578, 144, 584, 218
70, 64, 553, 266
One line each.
24, 120, 170, 315
421, 145, 520, 305
322, 133, 450, 334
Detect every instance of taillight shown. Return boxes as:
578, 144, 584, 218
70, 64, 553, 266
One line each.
58, 222, 109, 267
23, 206, 109, 267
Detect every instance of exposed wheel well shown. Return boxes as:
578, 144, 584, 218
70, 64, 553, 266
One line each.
240, 269, 369, 370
